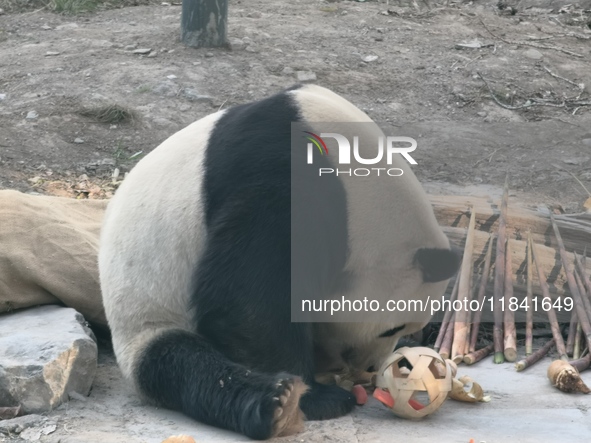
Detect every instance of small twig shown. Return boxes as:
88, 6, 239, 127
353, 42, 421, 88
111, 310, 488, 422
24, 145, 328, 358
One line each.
479, 19, 584, 58
477, 72, 533, 110
472, 148, 500, 167
542, 66, 584, 91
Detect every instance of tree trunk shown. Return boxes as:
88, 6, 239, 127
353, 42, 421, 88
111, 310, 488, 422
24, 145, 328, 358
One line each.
181, 0, 228, 48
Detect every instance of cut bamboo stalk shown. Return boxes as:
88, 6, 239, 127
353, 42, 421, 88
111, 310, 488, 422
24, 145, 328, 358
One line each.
574, 323, 583, 360
462, 267, 475, 358
531, 239, 568, 360
515, 339, 555, 372
439, 315, 455, 360
451, 209, 477, 362
569, 354, 591, 373
503, 238, 517, 362
574, 266, 591, 318
566, 312, 578, 358
469, 235, 494, 354
493, 177, 509, 364
573, 270, 588, 361
525, 231, 534, 356
464, 344, 494, 365
550, 214, 591, 355
434, 272, 461, 352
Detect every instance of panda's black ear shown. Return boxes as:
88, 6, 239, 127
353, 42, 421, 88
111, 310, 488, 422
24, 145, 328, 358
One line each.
414, 247, 460, 283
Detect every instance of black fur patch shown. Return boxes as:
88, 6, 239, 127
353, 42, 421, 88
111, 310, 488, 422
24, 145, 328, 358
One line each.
379, 324, 406, 338
414, 247, 460, 283
136, 329, 295, 440
190, 86, 352, 420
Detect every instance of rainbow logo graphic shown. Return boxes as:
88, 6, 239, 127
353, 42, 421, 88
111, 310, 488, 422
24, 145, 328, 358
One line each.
303, 131, 328, 155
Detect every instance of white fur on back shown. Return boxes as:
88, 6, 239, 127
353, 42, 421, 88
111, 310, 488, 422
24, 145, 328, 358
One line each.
99, 110, 225, 378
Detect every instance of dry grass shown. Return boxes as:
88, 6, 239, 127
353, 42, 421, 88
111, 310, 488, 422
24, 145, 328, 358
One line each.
79, 104, 138, 124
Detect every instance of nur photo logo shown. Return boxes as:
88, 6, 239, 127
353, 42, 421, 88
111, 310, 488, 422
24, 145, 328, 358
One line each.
303, 130, 418, 177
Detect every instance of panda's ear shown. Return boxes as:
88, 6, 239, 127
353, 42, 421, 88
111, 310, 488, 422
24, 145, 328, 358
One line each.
414, 247, 460, 283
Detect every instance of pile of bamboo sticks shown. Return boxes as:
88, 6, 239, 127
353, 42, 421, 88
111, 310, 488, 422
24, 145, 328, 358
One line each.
433, 177, 591, 377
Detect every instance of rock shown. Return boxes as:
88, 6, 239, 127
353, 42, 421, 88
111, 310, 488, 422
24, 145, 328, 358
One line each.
228, 37, 246, 51
0, 93, 6, 101
244, 44, 259, 53
296, 71, 317, 82
45, 51, 61, 56
124, 44, 137, 50
55, 23, 78, 30
147, 51, 158, 58
246, 11, 262, 18
41, 25, 52, 30
205, 52, 214, 58
0, 306, 97, 413
0, 414, 48, 434
133, 48, 152, 55
281, 67, 295, 75
181, 88, 212, 103
362, 55, 378, 62
582, 138, 591, 147
26, 111, 38, 120
0, 8, 4, 15
523, 49, 543, 60
152, 81, 178, 97
74, 138, 84, 144
166, 74, 178, 80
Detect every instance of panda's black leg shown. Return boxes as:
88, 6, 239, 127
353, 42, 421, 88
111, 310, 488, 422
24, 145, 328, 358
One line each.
135, 329, 307, 440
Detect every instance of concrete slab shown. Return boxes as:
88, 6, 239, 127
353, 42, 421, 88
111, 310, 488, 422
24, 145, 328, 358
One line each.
6, 346, 586, 443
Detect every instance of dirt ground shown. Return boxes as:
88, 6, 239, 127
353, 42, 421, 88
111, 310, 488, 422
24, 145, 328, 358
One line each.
1, 0, 591, 441
1, 0, 591, 209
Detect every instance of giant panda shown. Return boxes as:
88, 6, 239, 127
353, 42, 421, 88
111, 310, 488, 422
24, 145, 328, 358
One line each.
98, 84, 459, 440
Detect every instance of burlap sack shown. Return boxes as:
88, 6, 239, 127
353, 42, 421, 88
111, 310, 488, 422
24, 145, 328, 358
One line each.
0, 190, 108, 327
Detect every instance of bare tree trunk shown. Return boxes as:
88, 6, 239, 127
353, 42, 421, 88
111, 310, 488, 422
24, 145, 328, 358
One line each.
181, 0, 228, 48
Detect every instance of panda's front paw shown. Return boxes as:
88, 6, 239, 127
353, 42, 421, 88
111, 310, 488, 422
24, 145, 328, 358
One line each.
299, 382, 356, 420
240, 374, 307, 440
270, 376, 307, 437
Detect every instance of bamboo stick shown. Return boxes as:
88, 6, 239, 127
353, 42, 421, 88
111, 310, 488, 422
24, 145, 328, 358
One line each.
503, 239, 517, 362
569, 354, 591, 373
566, 311, 578, 357
573, 270, 589, 361
550, 214, 591, 356
531, 239, 568, 360
451, 209, 477, 362
574, 266, 591, 318
525, 231, 534, 356
464, 344, 494, 365
574, 323, 583, 360
434, 272, 461, 352
469, 235, 494, 354
493, 177, 509, 364
515, 339, 555, 372
439, 315, 455, 360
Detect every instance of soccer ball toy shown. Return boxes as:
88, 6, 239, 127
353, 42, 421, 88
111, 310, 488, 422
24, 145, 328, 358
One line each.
373, 346, 452, 419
